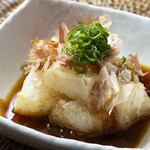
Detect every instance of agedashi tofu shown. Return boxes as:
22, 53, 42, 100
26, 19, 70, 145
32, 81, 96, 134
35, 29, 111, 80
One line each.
14, 71, 56, 116
13, 14, 150, 135
44, 62, 98, 101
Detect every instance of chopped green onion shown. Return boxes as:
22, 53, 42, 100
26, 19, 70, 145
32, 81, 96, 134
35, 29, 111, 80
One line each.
64, 21, 111, 73
120, 56, 135, 75
127, 63, 135, 75
120, 56, 126, 66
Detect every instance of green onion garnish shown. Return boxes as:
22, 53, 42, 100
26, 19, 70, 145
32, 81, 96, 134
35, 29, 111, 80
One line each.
64, 21, 111, 74
120, 56, 126, 67
120, 56, 135, 75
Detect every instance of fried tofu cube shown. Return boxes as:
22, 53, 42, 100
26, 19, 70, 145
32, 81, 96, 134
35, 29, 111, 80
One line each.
115, 82, 150, 128
14, 62, 98, 116
50, 99, 112, 133
14, 71, 56, 116
44, 62, 98, 101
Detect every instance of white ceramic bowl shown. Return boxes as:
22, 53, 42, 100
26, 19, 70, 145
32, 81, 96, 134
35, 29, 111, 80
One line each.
0, 0, 150, 149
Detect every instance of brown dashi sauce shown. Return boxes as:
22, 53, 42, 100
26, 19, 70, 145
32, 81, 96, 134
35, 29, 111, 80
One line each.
2, 65, 150, 148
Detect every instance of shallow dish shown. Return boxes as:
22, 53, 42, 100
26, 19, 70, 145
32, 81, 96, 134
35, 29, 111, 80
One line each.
0, 0, 150, 149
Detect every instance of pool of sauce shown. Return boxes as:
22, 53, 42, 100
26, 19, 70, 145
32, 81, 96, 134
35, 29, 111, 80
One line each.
2, 65, 150, 148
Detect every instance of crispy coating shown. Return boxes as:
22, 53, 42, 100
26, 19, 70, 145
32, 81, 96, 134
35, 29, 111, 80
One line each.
50, 100, 112, 133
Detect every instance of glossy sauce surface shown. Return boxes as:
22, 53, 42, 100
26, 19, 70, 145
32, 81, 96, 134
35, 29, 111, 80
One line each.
3, 65, 150, 148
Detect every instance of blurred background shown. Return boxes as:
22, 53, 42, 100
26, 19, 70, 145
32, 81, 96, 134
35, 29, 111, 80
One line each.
0, 0, 150, 24
0, 0, 150, 149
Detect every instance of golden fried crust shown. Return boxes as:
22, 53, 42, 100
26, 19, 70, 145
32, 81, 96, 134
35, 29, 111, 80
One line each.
115, 82, 150, 128
50, 100, 113, 133
14, 71, 56, 116
44, 62, 98, 102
